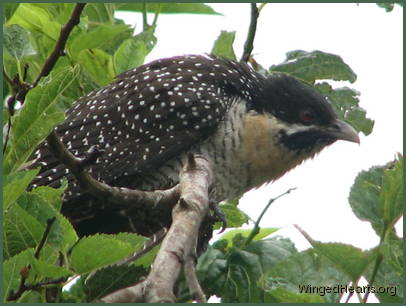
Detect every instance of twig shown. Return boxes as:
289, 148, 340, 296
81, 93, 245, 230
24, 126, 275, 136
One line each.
362, 223, 388, 303
32, 3, 86, 88
7, 266, 30, 301
7, 276, 67, 301
100, 154, 213, 303
142, 3, 149, 32
362, 254, 383, 302
240, 3, 259, 63
2, 3, 87, 154
88, 227, 169, 284
245, 187, 296, 246
258, 3, 267, 13
152, 3, 161, 27
3, 68, 13, 88
7, 217, 57, 301
34, 217, 56, 259
118, 228, 168, 266
3, 115, 12, 154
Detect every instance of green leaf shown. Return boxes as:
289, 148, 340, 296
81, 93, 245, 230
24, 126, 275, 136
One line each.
69, 24, 131, 58
113, 232, 148, 247
270, 50, 357, 84
69, 234, 142, 274
16, 290, 42, 303
134, 26, 157, 54
84, 265, 148, 301
30, 180, 68, 211
77, 49, 115, 86
197, 247, 228, 296
312, 243, 377, 281
382, 236, 403, 275
3, 66, 78, 175
244, 237, 298, 271
3, 248, 36, 302
295, 226, 377, 281
83, 3, 116, 25
349, 156, 403, 236
265, 287, 325, 303
223, 237, 297, 302
3, 24, 36, 60
4, 3, 20, 21
219, 228, 278, 248
364, 238, 403, 302
28, 3, 75, 25
218, 201, 249, 229
7, 4, 61, 41
376, 3, 395, 12
315, 83, 374, 136
222, 249, 264, 302
116, 3, 221, 15
349, 166, 385, 234
265, 249, 351, 303
380, 157, 403, 228
211, 30, 236, 60
3, 168, 40, 210
4, 204, 45, 258
17, 190, 78, 253
31, 258, 73, 279
113, 38, 148, 74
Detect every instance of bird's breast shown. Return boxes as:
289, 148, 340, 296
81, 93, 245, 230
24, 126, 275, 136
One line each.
133, 102, 311, 202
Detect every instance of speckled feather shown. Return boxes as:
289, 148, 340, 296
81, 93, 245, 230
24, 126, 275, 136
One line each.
29, 54, 265, 200
27, 53, 348, 237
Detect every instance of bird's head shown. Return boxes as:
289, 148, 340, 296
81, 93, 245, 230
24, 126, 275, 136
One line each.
259, 73, 360, 155
240, 72, 360, 186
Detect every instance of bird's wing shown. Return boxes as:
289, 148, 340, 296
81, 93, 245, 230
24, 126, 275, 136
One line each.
29, 55, 248, 197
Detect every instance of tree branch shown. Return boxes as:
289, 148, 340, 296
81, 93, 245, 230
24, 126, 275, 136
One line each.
100, 154, 214, 303
32, 3, 86, 88
8, 217, 59, 302
34, 217, 56, 259
46, 130, 180, 208
3, 3, 87, 154
245, 188, 296, 246
240, 3, 259, 63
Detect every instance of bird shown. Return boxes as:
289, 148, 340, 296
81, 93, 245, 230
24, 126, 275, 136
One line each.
27, 54, 360, 237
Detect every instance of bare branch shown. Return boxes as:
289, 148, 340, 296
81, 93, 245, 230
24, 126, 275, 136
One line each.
32, 3, 86, 87
34, 217, 56, 259
245, 187, 296, 246
118, 228, 168, 266
241, 3, 259, 63
100, 154, 213, 303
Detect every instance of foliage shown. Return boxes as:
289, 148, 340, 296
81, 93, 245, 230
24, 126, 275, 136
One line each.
2, 2, 402, 303
376, 3, 403, 12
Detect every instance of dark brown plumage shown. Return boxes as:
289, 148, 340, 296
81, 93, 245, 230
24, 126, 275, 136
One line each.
28, 54, 359, 236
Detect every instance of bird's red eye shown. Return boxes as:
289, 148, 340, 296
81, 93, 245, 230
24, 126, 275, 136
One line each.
299, 109, 316, 124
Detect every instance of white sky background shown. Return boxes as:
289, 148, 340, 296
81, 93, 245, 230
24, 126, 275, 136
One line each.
116, 2, 403, 259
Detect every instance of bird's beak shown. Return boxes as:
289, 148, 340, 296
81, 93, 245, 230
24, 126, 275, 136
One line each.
328, 119, 360, 144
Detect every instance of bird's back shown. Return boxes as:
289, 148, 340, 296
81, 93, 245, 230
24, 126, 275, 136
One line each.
27, 54, 265, 236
